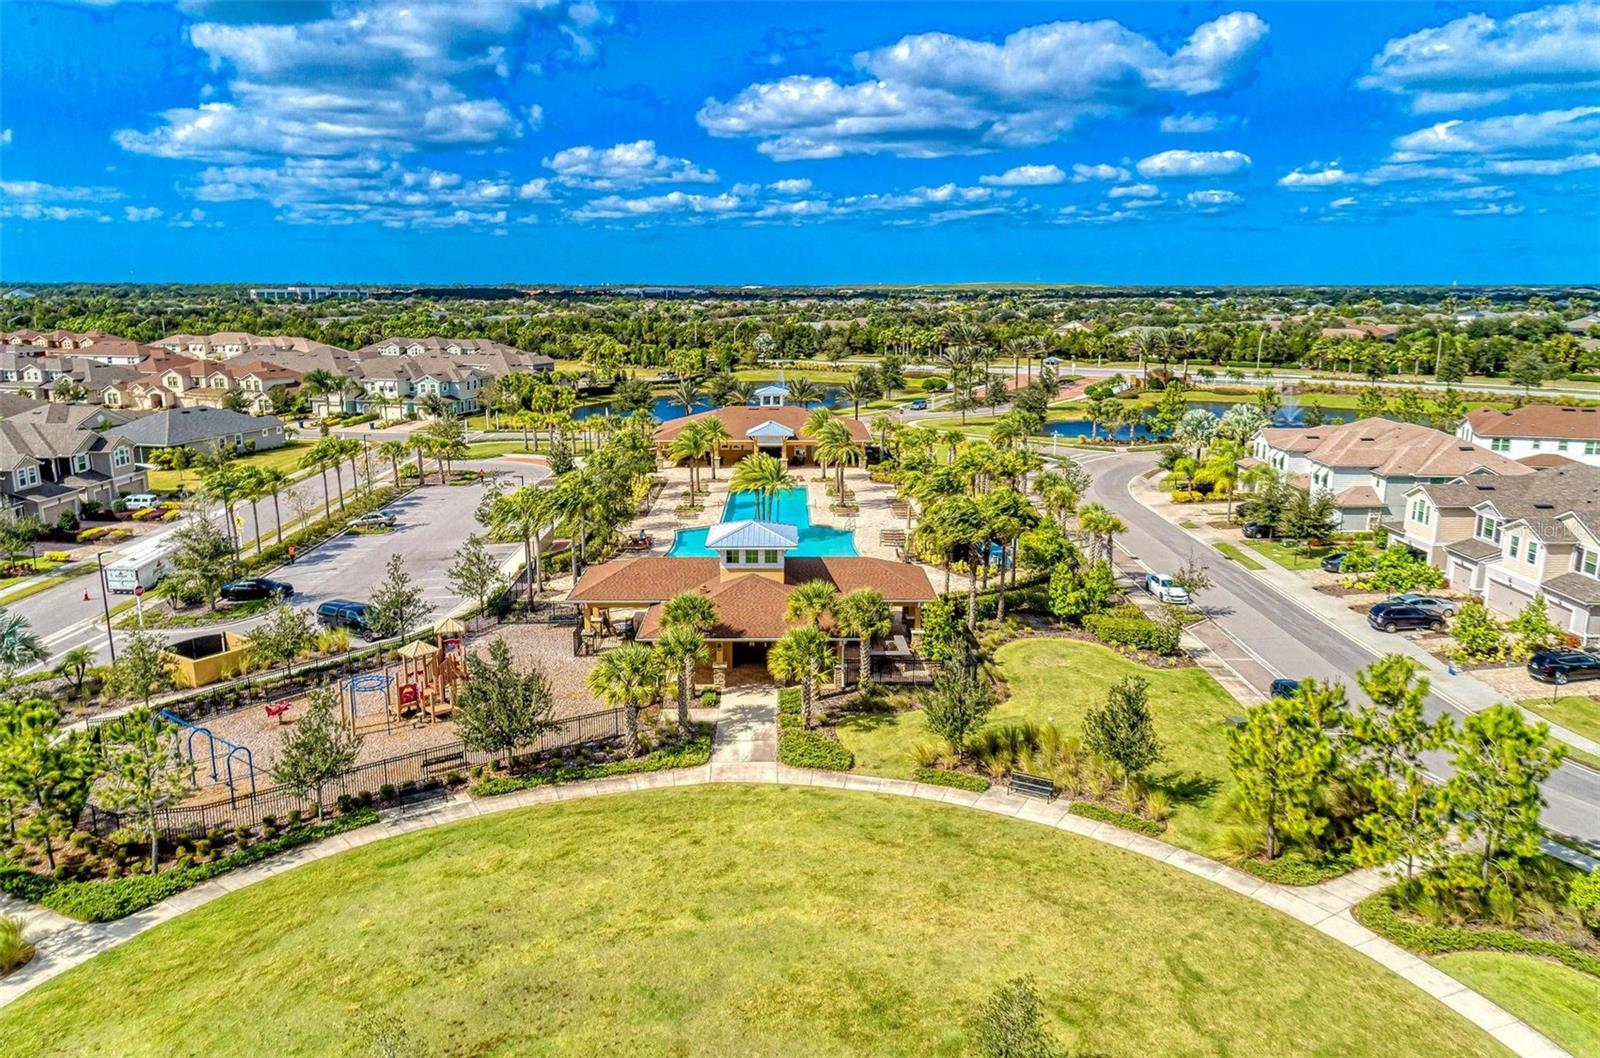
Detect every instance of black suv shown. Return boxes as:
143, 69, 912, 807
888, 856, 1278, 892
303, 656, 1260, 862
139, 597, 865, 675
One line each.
1242, 522, 1272, 539
315, 599, 375, 638
1367, 603, 1444, 633
1527, 650, 1600, 685
220, 577, 294, 602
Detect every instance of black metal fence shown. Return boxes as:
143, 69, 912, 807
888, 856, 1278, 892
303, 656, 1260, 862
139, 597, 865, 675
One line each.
82, 707, 624, 842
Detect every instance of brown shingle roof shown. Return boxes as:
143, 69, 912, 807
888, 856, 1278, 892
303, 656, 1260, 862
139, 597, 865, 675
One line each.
569, 556, 720, 602
1466, 405, 1600, 441
654, 405, 869, 443
1544, 573, 1600, 607
1265, 418, 1532, 478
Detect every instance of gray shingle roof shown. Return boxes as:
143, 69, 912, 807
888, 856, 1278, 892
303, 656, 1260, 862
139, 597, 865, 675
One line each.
111, 407, 283, 447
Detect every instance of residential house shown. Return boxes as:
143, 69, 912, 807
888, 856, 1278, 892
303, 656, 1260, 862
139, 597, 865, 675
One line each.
111, 407, 287, 462
359, 336, 555, 372
1250, 417, 1533, 532
0, 405, 145, 525
308, 357, 495, 419
102, 358, 302, 415
0, 330, 160, 365
157, 332, 349, 362
1396, 464, 1600, 645
1457, 405, 1600, 468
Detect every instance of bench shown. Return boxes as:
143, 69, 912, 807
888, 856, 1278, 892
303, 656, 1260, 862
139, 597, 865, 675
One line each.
421, 748, 466, 772
395, 784, 448, 816
1007, 771, 1056, 801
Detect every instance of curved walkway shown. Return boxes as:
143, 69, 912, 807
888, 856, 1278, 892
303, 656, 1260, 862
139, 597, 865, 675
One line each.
0, 762, 1571, 1058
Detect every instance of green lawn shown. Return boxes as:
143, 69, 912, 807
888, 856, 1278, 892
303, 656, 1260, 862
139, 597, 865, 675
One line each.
146, 440, 315, 492
462, 439, 541, 459
0, 785, 1505, 1058
1213, 541, 1267, 570
838, 638, 1242, 853
1519, 695, 1600, 745
1244, 538, 1335, 571
1433, 952, 1600, 1057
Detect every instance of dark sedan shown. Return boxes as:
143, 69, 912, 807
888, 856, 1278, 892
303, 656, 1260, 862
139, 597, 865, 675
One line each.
220, 577, 295, 602
1320, 553, 1346, 573
1367, 603, 1444, 633
1527, 650, 1600, 685
1269, 678, 1301, 698
1242, 522, 1273, 539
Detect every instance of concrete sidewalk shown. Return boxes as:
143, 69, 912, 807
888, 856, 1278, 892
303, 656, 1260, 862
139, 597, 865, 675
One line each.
710, 687, 778, 765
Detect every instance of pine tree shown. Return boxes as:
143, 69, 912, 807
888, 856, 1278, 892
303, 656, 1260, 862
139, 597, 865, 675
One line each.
447, 533, 507, 619
272, 686, 362, 818
1444, 705, 1565, 889
0, 700, 93, 870
922, 669, 996, 760
455, 638, 558, 766
112, 630, 177, 707
1226, 686, 1336, 860
96, 707, 195, 873
1083, 675, 1163, 797
247, 603, 314, 680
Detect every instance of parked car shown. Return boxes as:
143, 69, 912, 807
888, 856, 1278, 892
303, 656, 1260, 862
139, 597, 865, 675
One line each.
1242, 522, 1272, 539
220, 577, 294, 602
907, 399, 929, 411
1320, 553, 1346, 573
1527, 650, 1600, 685
316, 599, 375, 638
657, 370, 679, 382
122, 493, 160, 510
1269, 678, 1301, 698
1381, 593, 1456, 619
1367, 603, 1444, 633
351, 511, 397, 529
1144, 572, 1191, 605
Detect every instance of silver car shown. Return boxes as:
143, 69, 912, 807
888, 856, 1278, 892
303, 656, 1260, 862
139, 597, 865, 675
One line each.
1382, 594, 1456, 619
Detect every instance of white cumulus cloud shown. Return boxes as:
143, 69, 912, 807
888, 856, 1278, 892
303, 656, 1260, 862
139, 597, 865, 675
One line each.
1160, 111, 1233, 134
980, 164, 1066, 186
696, 12, 1268, 159
1360, 2, 1600, 112
1070, 162, 1130, 182
123, 206, 163, 222
1136, 149, 1250, 178
543, 140, 717, 190
1186, 188, 1243, 211
1108, 183, 1159, 199
1392, 106, 1600, 154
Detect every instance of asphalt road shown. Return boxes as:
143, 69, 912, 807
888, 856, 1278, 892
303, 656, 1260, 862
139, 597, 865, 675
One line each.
21, 457, 542, 669
1079, 448, 1600, 846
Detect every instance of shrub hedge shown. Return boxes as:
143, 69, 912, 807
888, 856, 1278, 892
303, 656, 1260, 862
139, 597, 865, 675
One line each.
912, 768, 990, 792
0, 809, 379, 922
776, 687, 854, 771
1083, 606, 1182, 655
1068, 801, 1165, 837
471, 724, 713, 797
1241, 851, 1356, 887
1354, 892, 1600, 978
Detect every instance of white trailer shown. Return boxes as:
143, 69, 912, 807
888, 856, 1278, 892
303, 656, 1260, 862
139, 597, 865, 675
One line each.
104, 539, 176, 594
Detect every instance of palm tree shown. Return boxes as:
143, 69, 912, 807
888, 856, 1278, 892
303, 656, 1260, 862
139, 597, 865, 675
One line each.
234, 466, 271, 555
586, 643, 660, 756
768, 625, 833, 728
408, 431, 431, 484
668, 421, 711, 499
1076, 502, 1126, 566
0, 609, 46, 679
254, 467, 289, 546
840, 376, 873, 419
199, 463, 246, 554
338, 438, 365, 499
834, 588, 891, 689
419, 392, 455, 421
377, 439, 407, 486
52, 643, 92, 694
914, 494, 982, 601
672, 379, 700, 417
661, 590, 718, 722
697, 417, 730, 479
990, 412, 1030, 450
728, 452, 793, 521
299, 439, 338, 517
654, 626, 708, 729
487, 485, 552, 602
814, 420, 862, 501
980, 489, 1039, 621
1205, 440, 1246, 518
785, 579, 837, 628
302, 368, 340, 415
549, 471, 607, 573
786, 377, 823, 406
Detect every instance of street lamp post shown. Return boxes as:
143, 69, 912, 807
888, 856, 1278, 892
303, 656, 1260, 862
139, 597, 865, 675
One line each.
95, 551, 117, 663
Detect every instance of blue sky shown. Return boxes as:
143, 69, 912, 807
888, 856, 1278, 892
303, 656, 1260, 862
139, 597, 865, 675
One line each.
1, 1, 1597, 285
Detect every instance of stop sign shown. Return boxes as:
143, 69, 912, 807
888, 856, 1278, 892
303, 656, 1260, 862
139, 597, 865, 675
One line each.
134, 585, 144, 597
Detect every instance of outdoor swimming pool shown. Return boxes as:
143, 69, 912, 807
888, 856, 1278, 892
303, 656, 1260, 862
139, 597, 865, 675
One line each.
668, 486, 858, 557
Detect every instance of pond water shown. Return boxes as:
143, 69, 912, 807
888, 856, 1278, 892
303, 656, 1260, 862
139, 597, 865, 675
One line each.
575, 388, 847, 423
1036, 400, 1327, 441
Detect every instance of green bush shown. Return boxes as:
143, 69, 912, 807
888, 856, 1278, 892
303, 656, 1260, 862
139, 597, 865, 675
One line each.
1068, 801, 1165, 837
699, 689, 717, 709
778, 729, 854, 770
1083, 606, 1182, 655
921, 377, 948, 393
472, 725, 713, 797
912, 768, 990, 792
1240, 851, 1356, 887
1354, 891, 1600, 978
0, 810, 378, 922
0, 913, 33, 974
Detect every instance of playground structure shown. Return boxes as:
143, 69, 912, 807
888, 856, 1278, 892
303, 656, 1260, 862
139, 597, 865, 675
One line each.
341, 620, 469, 732
159, 708, 257, 806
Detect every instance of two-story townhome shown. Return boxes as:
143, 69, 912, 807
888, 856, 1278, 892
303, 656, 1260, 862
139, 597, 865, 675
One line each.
0, 330, 159, 365
358, 336, 555, 373
1397, 464, 1600, 645
310, 358, 494, 419
1250, 417, 1533, 532
157, 332, 351, 364
0, 405, 146, 525
1457, 405, 1600, 468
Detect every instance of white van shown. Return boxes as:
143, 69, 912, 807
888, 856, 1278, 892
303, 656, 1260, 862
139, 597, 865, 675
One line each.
122, 493, 160, 510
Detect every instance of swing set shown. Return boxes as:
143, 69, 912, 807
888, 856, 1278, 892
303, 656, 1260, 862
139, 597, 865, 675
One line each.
158, 709, 257, 807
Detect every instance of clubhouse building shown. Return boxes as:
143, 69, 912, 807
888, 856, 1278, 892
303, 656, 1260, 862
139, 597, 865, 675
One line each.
652, 383, 869, 468
568, 519, 935, 686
